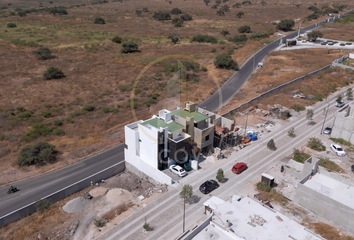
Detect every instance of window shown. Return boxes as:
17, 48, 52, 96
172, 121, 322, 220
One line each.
205, 135, 210, 141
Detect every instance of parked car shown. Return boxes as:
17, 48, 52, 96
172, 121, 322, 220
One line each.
336, 101, 345, 108
183, 162, 191, 172
330, 144, 346, 156
232, 162, 248, 174
169, 165, 187, 177
323, 127, 332, 134
351, 165, 354, 173
199, 180, 219, 194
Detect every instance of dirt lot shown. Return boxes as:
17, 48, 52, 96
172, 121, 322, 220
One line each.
0, 170, 167, 240
0, 0, 353, 182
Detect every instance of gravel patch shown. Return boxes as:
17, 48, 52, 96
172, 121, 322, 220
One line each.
63, 197, 89, 213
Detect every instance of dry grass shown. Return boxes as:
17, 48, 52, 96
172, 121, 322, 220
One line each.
101, 202, 134, 221
0, 0, 354, 184
309, 222, 354, 240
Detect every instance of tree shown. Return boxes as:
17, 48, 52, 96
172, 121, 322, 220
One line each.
120, 41, 139, 53
172, 18, 183, 27
43, 67, 65, 80
238, 25, 251, 33
168, 33, 179, 44
347, 88, 353, 100
220, 29, 229, 36
135, 9, 142, 17
171, 8, 182, 15
142, 7, 149, 12
336, 94, 343, 103
267, 139, 276, 150
242, 0, 252, 5
306, 109, 314, 123
17, 142, 57, 167
204, 0, 211, 6
276, 19, 295, 31
216, 9, 225, 16
220, 5, 230, 12
236, 11, 244, 18
94, 17, 105, 24
180, 14, 192, 21
307, 30, 323, 42
261, 0, 267, 6
112, 36, 122, 44
216, 169, 224, 182
49, 6, 68, 15
233, 3, 241, 8
180, 184, 193, 232
288, 127, 295, 137
214, 54, 238, 70
32, 47, 55, 60
7, 23, 16, 28
153, 11, 171, 20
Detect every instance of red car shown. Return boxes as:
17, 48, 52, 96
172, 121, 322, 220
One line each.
232, 162, 247, 174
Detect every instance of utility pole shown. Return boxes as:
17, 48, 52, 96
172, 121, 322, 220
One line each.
244, 113, 249, 139
298, 22, 301, 37
253, 55, 255, 70
320, 103, 330, 134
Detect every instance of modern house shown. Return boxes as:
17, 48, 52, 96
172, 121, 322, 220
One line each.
124, 101, 237, 184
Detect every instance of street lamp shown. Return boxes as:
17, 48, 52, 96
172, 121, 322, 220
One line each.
176, 181, 186, 233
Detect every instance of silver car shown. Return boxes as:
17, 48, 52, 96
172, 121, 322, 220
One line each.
323, 127, 332, 134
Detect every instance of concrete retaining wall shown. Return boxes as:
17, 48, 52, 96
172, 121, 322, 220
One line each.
181, 214, 213, 240
294, 182, 354, 232
332, 62, 354, 71
0, 162, 125, 228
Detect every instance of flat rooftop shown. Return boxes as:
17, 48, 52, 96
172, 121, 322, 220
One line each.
212, 197, 322, 240
171, 109, 208, 122
140, 118, 184, 133
303, 173, 354, 209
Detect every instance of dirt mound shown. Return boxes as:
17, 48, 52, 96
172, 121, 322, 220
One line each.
89, 187, 108, 197
106, 188, 132, 204
63, 197, 89, 213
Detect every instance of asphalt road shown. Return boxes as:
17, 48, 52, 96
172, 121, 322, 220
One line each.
0, 10, 353, 224
0, 144, 125, 220
198, 12, 353, 112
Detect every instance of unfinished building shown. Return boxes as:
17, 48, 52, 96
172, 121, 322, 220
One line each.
331, 103, 354, 144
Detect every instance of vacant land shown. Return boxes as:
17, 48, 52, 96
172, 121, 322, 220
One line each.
0, 0, 353, 183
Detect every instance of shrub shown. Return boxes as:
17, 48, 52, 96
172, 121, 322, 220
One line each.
329, 138, 351, 146
238, 25, 251, 33
83, 105, 95, 111
17, 141, 57, 166
17, 11, 26, 17
54, 119, 63, 126
171, 8, 182, 15
101, 106, 118, 113
293, 149, 310, 163
7, 23, 16, 28
256, 182, 271, 192
18, 111, 33, 119
220, 29, 229, 36
22, 123, 53, 142
249, 32, 271, 40
43, 67, 65, 80
135, 10, 142, 17
307, 137, 325, 151
232, 3, 241, 8
291, 104, 305, 112
168, 33, 179, 44
276, 19, 295, 31
35, 199, 52, 212
172, 18, 183, 27
112, 36, 122, 44
143, 223, 150, 231
267, 139, 276, 150
153, 11, 171, 20
94, 218, 107, 227
49, 6, 68, 15
211, 4, 218, 9
319, 158, 341, 172
214, 53, 238, 70
307, 13, 320, 21
216, 168, 224, 182
142, 7, 149, 12
32, 47, 55, 60
236, 11, 244, 18
228, 34, 247, 43
180, 14, 192, 21
191, 35, 218, 44
242, 0, 252, 5
288, 127, 295, 137
41, 110, 52, 118
53, 128, 64, 136
94, 17, 105, 24
118, 85, 127, 92
120, 41, 139, 54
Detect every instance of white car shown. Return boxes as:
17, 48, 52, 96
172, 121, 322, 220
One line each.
169, 165, 187, 177
330, 144, 346, 156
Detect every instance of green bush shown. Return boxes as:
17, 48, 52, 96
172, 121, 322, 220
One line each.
35, 199, 52, 212
70, 109, 87, 117
214, 53, 238, 70
22, 123, 53, 142
291, 104, 305, 112
256, 182, 271, 192
18, 111, 33, 119
293, 149, 310, 163
319, 158, 341, 172
238, 25, 251, 33
43, 67, 65, 80
83, 105, 95, 111
53, 128, 65, 136
32, 47, 55, 60
17, 11, 26, 17
112, 36, 122, 44
249, 32, 271, 40
94, 17, 105, 24
330, 137, 351, 146
171, 8, 182, 14
153, 11, 171, 20
172, 18, 183, 27
307, 137, 326, 151
120, 41, 139, 54
7, 23, 16, 28
41, 110, 52, 118
216, 168, 224, 182
267, 139, 276, 150
94, 218, 107, 227
228, 34, 247, 43
101, 106, 118, 113
180, 14, 192, 21
191, 35, 218, 44
54, 119, 63, 126
17, 141, 57, 166
276, 19, 295, 31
